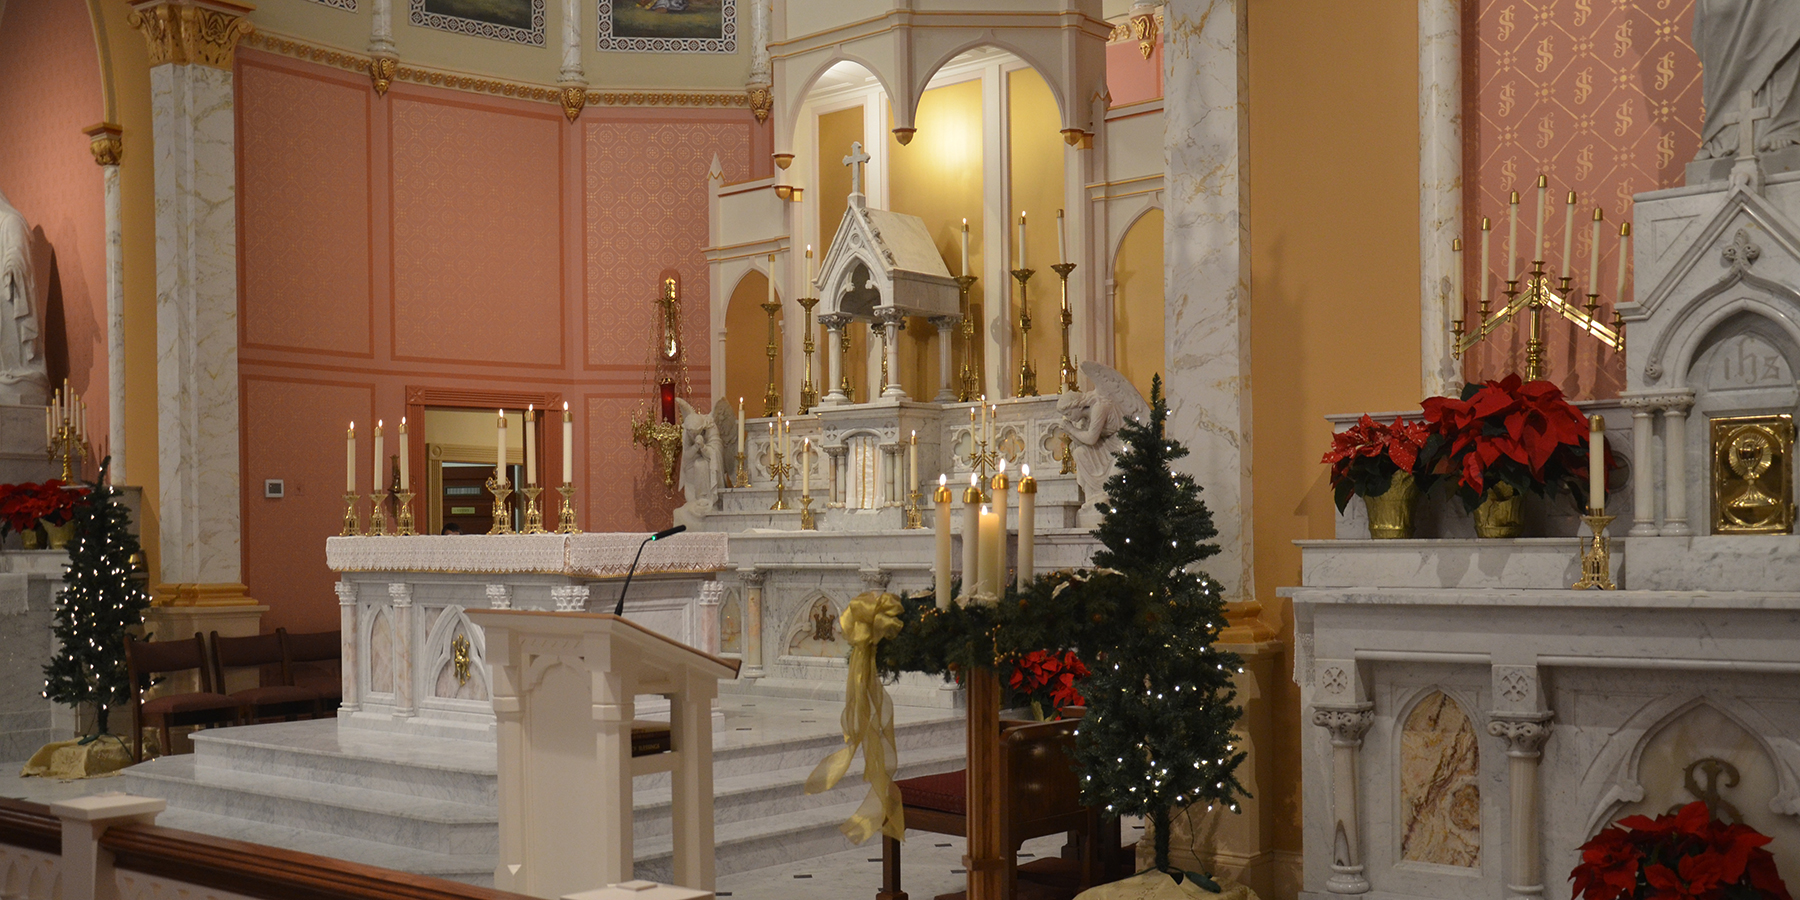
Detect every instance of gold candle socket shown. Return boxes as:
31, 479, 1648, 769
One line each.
798, 296, 819, 413
341, 492, 362, 537
555, 484, 581, 533
1052, 262, 1077, 392
800, 495, 817, 530
522, 485, 547, 534
486, 476, 515, 535
956, 274, 979, 402
762, 295, 783, 416
1012, 268, 1037, 396
1573, 511, 1617, 590
904, 489, 924, 529
395, 491, 416, 536
370, 489, 390, 536
735, 450, 750, 488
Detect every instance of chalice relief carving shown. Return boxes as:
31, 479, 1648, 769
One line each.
1726, 431, 1778, 524
1712, 415, 1796, 534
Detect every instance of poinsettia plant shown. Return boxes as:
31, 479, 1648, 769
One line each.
1322, 415, 1433, 512
1005, 649, 1088, 721
0, 480, 86, 534
1571, 800, 1791, 900
1420, 375, 1598, 512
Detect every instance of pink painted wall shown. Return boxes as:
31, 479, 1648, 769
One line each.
1106, 31, 1163, 106
236, 50, 752, 634
0, 0, 108, 469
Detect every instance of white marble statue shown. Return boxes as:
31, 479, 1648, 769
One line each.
0, 192, 48, 406
672, 398, 725, 530
1694, 0, 1800, 162
1057, 361, 1150, 511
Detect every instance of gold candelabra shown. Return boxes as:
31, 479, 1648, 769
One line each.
967, 434, 997, 488
341, 492, 362, 536
370, 489, 389, 535
762, 294, 783, 416
800, 495, 817, 530
555, 483, 581, 533
1573, 510, 1617, 590
46, 381, 87, 483
956, 275, 980, 401
395, 491, 416, 536
768, 449, 794, 510
1012, 268, 1037, 397
1052, 262, 1077, 392
522, 485, 547, 534
798, 296, 819, 413
904, 489, 923, 529
486, 475, 515, 535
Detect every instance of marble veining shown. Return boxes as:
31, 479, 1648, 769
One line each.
1399, 691, 1480, 867
1417, 0, 1461, 398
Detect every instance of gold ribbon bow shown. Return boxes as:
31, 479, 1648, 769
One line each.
805, 591, 905, 843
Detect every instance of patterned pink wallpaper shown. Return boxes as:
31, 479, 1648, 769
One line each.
391, 95, 563, 365
1463, 0, 1704, 398
0, 0, 107, 465
239, 59, 372, 356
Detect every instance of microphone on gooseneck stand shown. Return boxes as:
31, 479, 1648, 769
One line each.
614, 525, 686, 617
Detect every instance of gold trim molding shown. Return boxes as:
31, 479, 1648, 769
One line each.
82, 123, 124, 167
128, 0, 255, 70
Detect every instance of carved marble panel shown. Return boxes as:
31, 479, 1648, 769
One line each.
1399, 691, 1481, 867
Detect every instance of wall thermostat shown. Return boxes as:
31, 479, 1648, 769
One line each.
264, 479, 285, 499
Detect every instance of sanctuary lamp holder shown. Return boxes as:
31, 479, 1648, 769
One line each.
798, 295, 820, 413
631, 406, 682, 489
485, 475, 515, 535
555, 484, 581, 533
1052, 262, 1078, 392
1012, 268, 1038, 397
956, 275, 980, 402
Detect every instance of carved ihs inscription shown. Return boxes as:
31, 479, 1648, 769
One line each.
1707, 334, 1792, 391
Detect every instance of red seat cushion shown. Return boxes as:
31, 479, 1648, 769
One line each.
898, 769, 967, 816
141, 692, 240, 717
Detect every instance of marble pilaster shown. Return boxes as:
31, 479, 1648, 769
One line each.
820, 313, 849, 405
877, 308, 906, 399
84, 124, 126, 484
740, 567, 765, 679
1661, 395, 1695, 536
335, 581, 359, 712
389, 582, 414, 718
1418, 0, 1462, 397
931, 316, 959, 402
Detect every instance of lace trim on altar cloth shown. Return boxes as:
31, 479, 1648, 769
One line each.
325, 532, 730, 576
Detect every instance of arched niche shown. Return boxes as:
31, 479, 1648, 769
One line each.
723, 268, 780, 416
1681, 309, 1800, 534
1112, 207, 1165, 401
1394, 689, 1481, 868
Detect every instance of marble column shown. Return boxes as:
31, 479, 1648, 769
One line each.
1313, 704, 1374, 894
1163, 0, 1269, 640
84, 124, 126, 484
1623, 396, 1660, 536
1662, 394, 1695, 536
931, 315, 959, 401
1489, 716, 1554, 900
745, 0, 772, 122
827, 444, 847, 507
740, 568, 765, 679
389, 582, 415, 718
820, 313, 849, 405
335, 581, 360, 712
367, 0, 396, 94
1418, 0, 1462, 397
877, 309, 906, 399
129, 0, 255, 604
697, 581, 724, 657
555, 0, 587, 121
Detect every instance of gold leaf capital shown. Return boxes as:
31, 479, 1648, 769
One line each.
82, 123, 124, 167
128, 0, 256, 70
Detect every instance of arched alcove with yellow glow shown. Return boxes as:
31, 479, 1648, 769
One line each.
1113, 208, 1165, 401
724, 270, 781, 415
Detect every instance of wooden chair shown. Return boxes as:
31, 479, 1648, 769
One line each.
879, 718, 1107, 900
283, 629, 342, 713
124, 633, 243, 762
210, 630, 323, 723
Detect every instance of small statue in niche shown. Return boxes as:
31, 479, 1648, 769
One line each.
672, 398, 724, 530
0, 192, 49, 405
1057, 361, 1150, 510
809, 597, 835, 642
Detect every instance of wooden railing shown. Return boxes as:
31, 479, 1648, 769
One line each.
0, 798, 60, 855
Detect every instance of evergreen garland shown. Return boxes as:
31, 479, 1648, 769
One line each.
42, 460, 151, 737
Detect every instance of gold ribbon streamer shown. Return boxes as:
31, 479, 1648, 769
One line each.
804, 591, 905, 843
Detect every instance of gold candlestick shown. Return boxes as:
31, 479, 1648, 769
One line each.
734, 450, 750, 488
522, 485, 547, 534
904, 489, 924, 529
1052, 262, 1077, 392
341, 492, 362, 537
1012, 268, 1037, 396
762, 296, 783, 416
1572, 511, 1617, 590
555, 483, 581, 533
956, 275, 980, 402
800, 494, 817, 530
486, 476, 515, 535
395, 491, 416, 536
47, 423, 86, 483
840, 323, 855, 402
769, 449, 794, 510
370, 489, 390, 535
798, 296, 820, 413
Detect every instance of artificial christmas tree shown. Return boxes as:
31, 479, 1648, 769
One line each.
1074, 375, 1248, 876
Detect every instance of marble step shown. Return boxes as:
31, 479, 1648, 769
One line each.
153, 805, 495, 887
635, 795, 895, 884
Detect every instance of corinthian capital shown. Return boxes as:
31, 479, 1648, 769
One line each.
1311, 704, 1374, 747
128, 0, 255, 70
1487, 714, 1554, 758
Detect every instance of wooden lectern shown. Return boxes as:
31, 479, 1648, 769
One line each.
467, 609, 740, 900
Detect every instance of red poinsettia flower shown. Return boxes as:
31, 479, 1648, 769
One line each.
0, 480, 86, 533
1422, 375, 1596, 510
1321, 415, 1433, 511
1572, 802, 1792, 900
1007, 649, 1089, 718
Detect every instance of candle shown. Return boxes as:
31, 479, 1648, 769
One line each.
802, 438, 811, 497
1561, 191, 1577, 277
1017, 212, 1028, 271
960, 218, 970, 276
1534, 174, 1548, 266
524, 406, 537, 486
934, 474, 953, 608
991, 461, 1009, 594
45, 403, 52, 445
977, 504, 1000, 598
399, 418, 410, 491
1451, 238, 1463, 322
1508, 190, 1520, 282
1017, 464, 1035, 589
987, 403, 996, 449
1616, 222, 1632, 304
346, 422, 356, 494
77, 401, 84, 441
806, 244, 815, 291
495, 409, 507, 483
1589, 415, 1606, 514
781, 414, 790, 460
962, 474, 981, 602
737, 397, 747, 459
1479, 217, 1492, 310
908, 431, 918, 494
1056, 209, 1067, 265
1589, 208, 1604, 297
562, 402, 573, 484
372, 420, 384, 494
767, 254, 776, 304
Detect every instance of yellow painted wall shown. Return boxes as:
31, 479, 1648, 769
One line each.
817, 105, 867, 402
1245, 0, 1422, 861
889, 77, 983, 402
724, 271, 777, 415
1112, 208, 1163, 401
1007, 68, 1065, 396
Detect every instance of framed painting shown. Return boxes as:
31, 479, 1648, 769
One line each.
597, 0, 737, 53
410, 0, 546, 46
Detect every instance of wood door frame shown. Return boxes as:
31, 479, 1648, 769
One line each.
407, 386, 567, 535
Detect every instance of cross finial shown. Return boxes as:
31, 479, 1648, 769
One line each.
843, 141, 871, 198
1735, 91, 1772, 161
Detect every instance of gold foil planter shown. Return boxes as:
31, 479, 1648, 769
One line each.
1363, 471, 1418, 539
1473, 483, 1524, 538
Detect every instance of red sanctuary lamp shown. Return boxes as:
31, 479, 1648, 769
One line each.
632, 274, 689, 487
